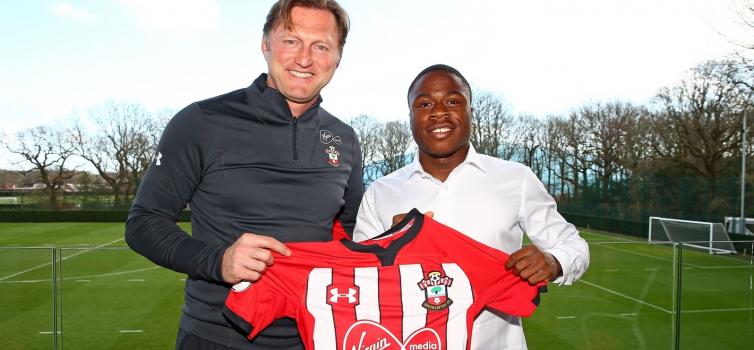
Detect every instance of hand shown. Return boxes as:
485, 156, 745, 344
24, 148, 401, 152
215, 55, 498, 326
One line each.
221, 233, 291, 284
505, 245, 562, 285
391, 211, 434, 227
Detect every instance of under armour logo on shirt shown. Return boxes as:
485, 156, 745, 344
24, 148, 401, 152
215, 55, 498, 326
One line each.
155, 152, 162, 166
327, 286, 359, 304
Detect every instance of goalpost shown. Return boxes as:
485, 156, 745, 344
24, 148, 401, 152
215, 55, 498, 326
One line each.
648, 216, 737, 254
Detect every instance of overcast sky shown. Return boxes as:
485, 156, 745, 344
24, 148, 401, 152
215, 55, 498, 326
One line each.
1, 0, 752, 169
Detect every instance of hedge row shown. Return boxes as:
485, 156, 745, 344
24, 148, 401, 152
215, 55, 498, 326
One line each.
561, 212, 647, 238
2, 210, 751, 248
0, 210, 192, 222
729, 232, 754, 254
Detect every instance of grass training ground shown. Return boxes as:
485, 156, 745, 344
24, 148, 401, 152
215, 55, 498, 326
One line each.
0, 222, 752, 349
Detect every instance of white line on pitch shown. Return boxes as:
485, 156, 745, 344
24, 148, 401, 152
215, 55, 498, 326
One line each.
595, 244, 706, 269
38, 331, 62, 335
681, 307, 754, 314
645, 267, 658, 271
0, 237, 125, 281
592, 239, 752, 270
0, 266, 159, 284
582, 231, 637, 242
596, 244, 674, 264
620, 313, 637, 317
127, 279, 145, 282
692, 265, 754, 269
76, 280, 91, 282
119, 330, 143, 333
557, 316, 576, 319
578, 279, 672, 314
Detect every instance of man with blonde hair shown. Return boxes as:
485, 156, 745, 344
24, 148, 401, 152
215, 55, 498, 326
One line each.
126, 1, 361, 348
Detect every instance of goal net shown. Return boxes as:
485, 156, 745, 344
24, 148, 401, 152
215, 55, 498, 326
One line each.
648, 216, 737, 254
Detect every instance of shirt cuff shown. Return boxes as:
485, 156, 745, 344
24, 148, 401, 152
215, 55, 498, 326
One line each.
545, 247, 577, 285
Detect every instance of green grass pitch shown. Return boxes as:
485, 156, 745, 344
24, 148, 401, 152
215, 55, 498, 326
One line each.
0, 223, 752, 349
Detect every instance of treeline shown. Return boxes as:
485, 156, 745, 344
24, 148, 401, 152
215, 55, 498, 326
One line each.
2, 58, 753, 223
350, 58, 754, 222
1, 101, 172, 208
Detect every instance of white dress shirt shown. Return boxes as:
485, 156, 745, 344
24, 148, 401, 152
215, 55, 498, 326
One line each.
354, 145, 590, 350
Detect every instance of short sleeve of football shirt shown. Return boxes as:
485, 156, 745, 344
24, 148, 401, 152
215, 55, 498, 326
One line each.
223, 209, 545, 350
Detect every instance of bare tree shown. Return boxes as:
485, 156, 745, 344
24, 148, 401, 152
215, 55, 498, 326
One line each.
542, 116, 574, 198
125, 118, 163, 195
538, 115, 561, 193
712, 1, 754, 93
470, 90, 518, 158
350, 114, 382, 186
653, 60, 753, 205
577, 101, 640, 200
127, 108, 171, 193
733, 0, 754, 52
614, 106, 654, 177
517, 115, 543, 170
73, 100, 157, 205
562, 112, 592, 199
376, 120, 413, 176
2, 125, 77, 208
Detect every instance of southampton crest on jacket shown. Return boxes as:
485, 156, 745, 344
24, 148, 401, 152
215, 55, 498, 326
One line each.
417, 271, 454, 311
325, 145, 340, 167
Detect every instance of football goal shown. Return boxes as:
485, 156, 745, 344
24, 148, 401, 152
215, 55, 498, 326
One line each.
648, 216, 737, 254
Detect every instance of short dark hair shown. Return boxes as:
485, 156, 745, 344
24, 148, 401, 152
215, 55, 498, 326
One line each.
263, 0, 350, 54
407, 64, 472, 105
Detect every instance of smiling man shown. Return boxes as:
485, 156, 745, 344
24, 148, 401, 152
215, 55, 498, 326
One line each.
125, 1, 362, 349
353, 64, 589, 349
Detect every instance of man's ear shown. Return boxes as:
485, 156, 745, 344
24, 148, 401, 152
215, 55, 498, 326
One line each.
261, 37, 270, 61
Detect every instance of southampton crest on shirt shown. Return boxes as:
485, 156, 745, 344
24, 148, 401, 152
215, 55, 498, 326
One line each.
417, 270, 454, 311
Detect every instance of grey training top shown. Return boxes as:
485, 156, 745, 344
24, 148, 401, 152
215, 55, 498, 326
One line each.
126, 73, 363, 349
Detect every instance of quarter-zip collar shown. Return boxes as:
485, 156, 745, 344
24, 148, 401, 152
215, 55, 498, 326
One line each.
247, 73, 324, 122
247, 73, 323, 161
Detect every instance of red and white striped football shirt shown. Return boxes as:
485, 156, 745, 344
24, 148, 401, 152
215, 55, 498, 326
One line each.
223, 209, 544, 350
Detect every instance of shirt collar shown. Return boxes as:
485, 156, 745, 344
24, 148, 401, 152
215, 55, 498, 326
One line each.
464, 144, 487, 173
405, 143, 488, 181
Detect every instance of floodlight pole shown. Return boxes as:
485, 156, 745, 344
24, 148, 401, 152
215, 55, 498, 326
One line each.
742, 109, 748, 235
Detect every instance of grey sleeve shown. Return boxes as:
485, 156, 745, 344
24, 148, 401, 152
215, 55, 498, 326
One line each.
337, 132, 364, 236
125, 103, 225, 282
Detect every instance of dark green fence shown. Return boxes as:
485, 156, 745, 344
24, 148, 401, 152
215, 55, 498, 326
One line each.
0, 210, 192, 222
561, 212, 647, 238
